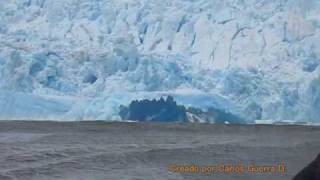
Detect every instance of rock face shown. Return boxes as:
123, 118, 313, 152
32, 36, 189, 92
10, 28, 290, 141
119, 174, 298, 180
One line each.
119, 96, 244, 123
0, 0, 320, 122
119, 96, 188, 122
293, 153, 320, 180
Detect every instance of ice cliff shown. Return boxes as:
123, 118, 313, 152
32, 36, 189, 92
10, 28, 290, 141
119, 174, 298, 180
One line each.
0, 0, 320, 123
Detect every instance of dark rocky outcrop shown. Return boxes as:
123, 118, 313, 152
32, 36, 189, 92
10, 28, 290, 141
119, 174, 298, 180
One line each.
119, 96, 188, 122
119, 96, 244, 123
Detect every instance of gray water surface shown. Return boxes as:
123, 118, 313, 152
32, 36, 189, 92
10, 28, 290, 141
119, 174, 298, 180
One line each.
0, 121, 319, 180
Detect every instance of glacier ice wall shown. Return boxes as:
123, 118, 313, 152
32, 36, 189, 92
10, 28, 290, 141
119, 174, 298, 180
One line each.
0, 0, 320, 122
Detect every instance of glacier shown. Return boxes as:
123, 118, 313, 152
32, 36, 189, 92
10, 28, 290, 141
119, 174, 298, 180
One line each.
0, 0, 320, 123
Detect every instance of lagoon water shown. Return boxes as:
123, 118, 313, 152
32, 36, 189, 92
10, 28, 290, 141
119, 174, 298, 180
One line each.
0, 121, 319, 180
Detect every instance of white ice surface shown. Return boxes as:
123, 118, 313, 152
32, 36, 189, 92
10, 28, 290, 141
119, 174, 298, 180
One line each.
0, 0, 320, 123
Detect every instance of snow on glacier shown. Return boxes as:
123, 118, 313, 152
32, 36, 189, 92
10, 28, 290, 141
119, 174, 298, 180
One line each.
0, 0, 320, 123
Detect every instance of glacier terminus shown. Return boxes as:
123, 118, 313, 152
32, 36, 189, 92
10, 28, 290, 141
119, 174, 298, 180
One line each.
0, 0, 320, 123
